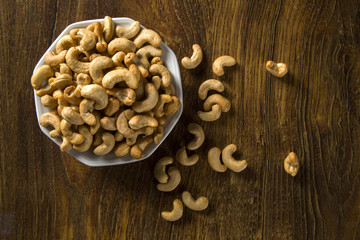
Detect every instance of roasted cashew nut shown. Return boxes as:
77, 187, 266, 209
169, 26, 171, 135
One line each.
79, 99, 96, 125
222, 144, 247, 172
176, 146, 199, 166
50, 73, 73, 90
266, 61, 288, 77
198, 79, 225, 100
131, 83, 159, 113
126, 127, 154, 146
136, 45, 163, 69
114, 141, 131, 157
203, 94, 231, 113
86, 22, 107, 52
150, 56, 163, 65
60, 137, 72, 152
60, 119, 84, 145
114, 131, 124, 142
89, 111, 101, 135
41, 95, 58, 109
156, 166, 181, 192
133, 29, 162, 48
115, 21, 141, 39
69, 28, 97, 51
92, 128, 104, 146
284, 152, 299, 177
93, 132, 115, 155
181, 191, 208, 211
153, 126, 164, 145
187, 123, 205, 151
44, 50, 67, 68
103, 16, 115, 43
108, 37, 136, 55
65, 47, 90, 74
39, 112, 61, 138
161, 199, 183, 222
107, 88, 136, 106
111, 51, 126, 67
197, 104, 221, 122
207, 147, 227, 172
151, 76, 162, 90
36, 83, 56, 97
154, 156, 173, 184
61, 106, 85, 125
155, 116, 166, 126
63, 86, 82, 105
130, 135, 153, 159
212, 55, 236, 76
128, 115, 158, 130
181, 44, 203, 69
116, 109, 135, 138
103, 97, 121, 116
163, 96, 181, 116
76, 73, 92, 87
73, 125, 93, 152
55, 35, 77, 54
149, 64, 171, 88
152, 94, 172, 117
80, 84, 108, 110
31, 65, 54, 90
100, 116, 117, 131
89, 56, 114, 84
102, 68, 138, 89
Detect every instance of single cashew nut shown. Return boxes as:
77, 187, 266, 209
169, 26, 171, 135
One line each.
163, 96, 181, 116
100, 116, 117, 131
55, 35, 77, 54
181, 44, 203, 69
126, 126, 154, 146
50, 73, 73, 90
176, 146, 199, 166
92, 128, 104, 146
187, 123, 205, 151
80, 84, 108, 110
108, 38, 136, 55
63, 85, 82, 105
89, 56, 114, 84
73, 125, 93, 152
153, 94, 172, 117
103, 16, 115, 42
116, 109, 135, 138
284, 152, 299, 177
44, 50, 67, 68
79, 99, 96, 125
154, 156, 173, 183
36, 83, 56, 97
197, 104, 221, 122
39, 112, 61, 138
111, 51, 126, 66
76, 73, 92, 86
212, 55, 236, 76
136, 45, 163, 69
151, 76, 162, 90
131, 83, 159, 113
130, 135, 153, 159
31, 65, 54, 90
266, 61, 288, 77
128, 115, 158, 130
41, 95, 58, 109
133, 29, 162, 49
65, 47, 90, 74
149, 64, 171, 88
198, 79, 225, 100
161, 199, 183, 221
222, 144, 247, 172
104, 97, 121, 116
114, 141, 131, 157
102, 68, 138, 89
153, 126, 164, 145
203, 94, 231, 113
93, 132, 115, 155
107, 88, 136, 106
207, 147, 227, 172
60, 137, 72, 152
61, 106, 85, 125
70, 28, 97, 51
87, 22, 107, 53
181, 191, 208, 211
60, 119, 85, 145
150, 56, 163, 65
157, 166, 181, 192
115, 21, 141, 39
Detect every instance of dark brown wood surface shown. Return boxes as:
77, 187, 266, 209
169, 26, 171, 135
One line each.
1, 0, 360, 239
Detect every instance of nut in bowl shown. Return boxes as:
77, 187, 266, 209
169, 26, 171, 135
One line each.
32, 17, 183, 167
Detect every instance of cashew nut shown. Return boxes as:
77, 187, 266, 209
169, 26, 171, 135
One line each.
100, 116, 117, 131
176, 146, 199, 166
126, 127, 154, 146
156, 166, 181, 192
203, 94, 231, 113
134, 77, 146, 100
89, 56, 114, 84
212, 55, 236, 76
41, 95, 58, 109
155, 116, 166, 126
130, 135, 153, 159
108, 37, 136, 55
103, 16, 115, 42
60, 119, 84, 145
73, 125, 93, 152
89, 111, 101, 135
86, 22, 107, 52
116, 109, 135, 138
133, 29, 162, 48
111, 51, 126, 67
207, 147, 227, 172
39, 112, 61, 138
107, 88, 136, 106
136, 45, 163, 69
76, 73, 92, 87
69, 28, 97, 51
150, 56, 163, 65
80, 84, 108, 110
61, 106, 85, 125
128, 115, 158, 130
197, 104, 221, 121
131, 83, 159, 113
31, 65, 54, 90
65, 47, 90, 74
93, 132, 115, 155
92, 127, 104, 146
163, 96, 181, 116
181, 44, 203, 69
222, 144, 247, 172
149, 64, 171, 87
63, 85, 82, 105
102, 68, 138, 89
104, 97, 121, 116
114, 131, 124, 142
55, 35, 77, 54
114, 141, 131, 157
181, 191, 208, 211
198, 79, 224, 100
284, 152, 299, 177
44, 50, 67, 68
35, 83, 56, 97
185, 123, 205, 151
151, 76, 162, 90
161, 199, 183, 221
50, 73, 73, 90
79, 99, 96, 125
154, 156, 173, 184
115, 21, 140, 39
60, 137, 72, 152
152, 94, 172, 117
153, 126, 164, 145
266, 61, 288, 77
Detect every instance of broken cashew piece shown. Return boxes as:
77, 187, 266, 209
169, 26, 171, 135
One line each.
157, 166, 181, 192
181, 44, 203, 69
81, 84, 108, 110
31, 65, 54, 90
284, 152, 299, 177
212, 55, 236, 76
222, 144, 247, 172
115, 21, 141, 39
198, 79, 225, 100
93, 132, 115, 155
133, 29, 162, 48
187, 123, 205, 151
161, 199, 183, 222
176, 146, 199, 166
207, 147, 227, 172
39, 112, 61, 138
100, 116, 117, 131
154, 156, 173, 184
203, 94, 231, 113
197, 104, 221, 122
182, 191, 208, 211
266, 61, 288, 77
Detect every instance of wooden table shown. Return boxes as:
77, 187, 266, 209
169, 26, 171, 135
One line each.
1, 0, 359, 239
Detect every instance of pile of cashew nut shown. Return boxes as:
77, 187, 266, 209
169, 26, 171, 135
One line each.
31, 16, 181, 158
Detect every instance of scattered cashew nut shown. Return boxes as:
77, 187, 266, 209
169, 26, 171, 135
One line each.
222, 144, 247, 172
207, 147, 227, 172
181, 44, 203, 69
266, 60, 288, 77
187, 123, 205, 151
212, 55, 236, 76
176, 146, 199, 166
203, 94, 231, 113
197, 104, 222, 122
182, 191, 208, 211
284, 152, 299, 177
157, 166, 181, 192
161, 199, 183, 222
154, 156, 173, 184
198, 79, 225, 100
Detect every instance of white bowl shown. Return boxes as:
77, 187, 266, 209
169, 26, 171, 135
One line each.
33, 17, 183, 167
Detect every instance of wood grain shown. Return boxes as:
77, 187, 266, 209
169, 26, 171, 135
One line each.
1, 0, 359, 239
